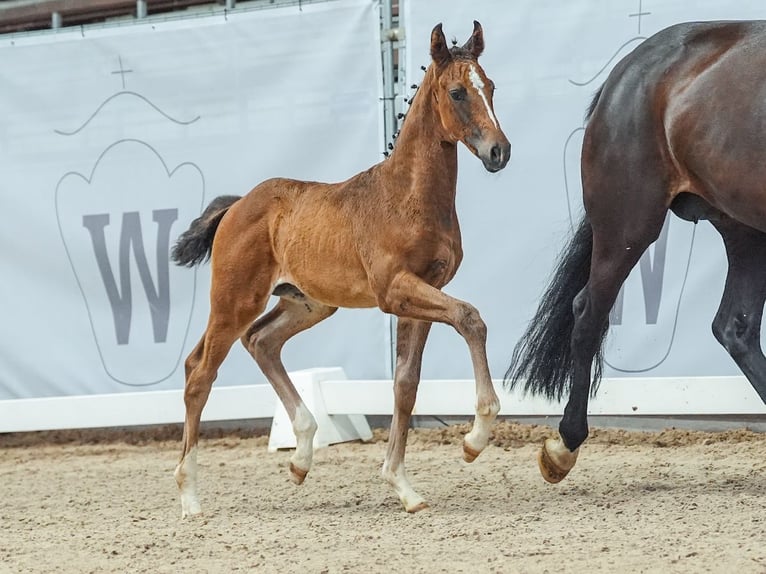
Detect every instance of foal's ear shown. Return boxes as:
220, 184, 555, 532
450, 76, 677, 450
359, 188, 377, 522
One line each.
430, 23, 451, 66
462, 20, 484, 58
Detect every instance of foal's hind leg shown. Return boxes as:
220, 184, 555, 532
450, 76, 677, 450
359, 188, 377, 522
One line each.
710, 218, 766, 402
175, 298, 269, 517
381, 318, 432, 512
241, 289, 337, 484
377, 273, 500, 463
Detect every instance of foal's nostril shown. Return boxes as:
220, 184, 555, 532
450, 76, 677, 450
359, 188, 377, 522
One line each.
490, 144, 502, 165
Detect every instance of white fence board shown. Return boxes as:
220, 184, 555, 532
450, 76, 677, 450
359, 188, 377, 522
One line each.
3, 372, 763, 433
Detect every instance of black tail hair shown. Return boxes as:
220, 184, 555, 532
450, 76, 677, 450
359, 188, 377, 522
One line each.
586, 83, 604, 121
504, 216, 608, 400
171, 195, 241, 267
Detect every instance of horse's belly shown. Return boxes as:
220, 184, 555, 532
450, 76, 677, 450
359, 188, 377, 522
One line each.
280, 259, 377, 309
691, 174, 766, 233
300, 279, 378, 309
707, 190, 766, 234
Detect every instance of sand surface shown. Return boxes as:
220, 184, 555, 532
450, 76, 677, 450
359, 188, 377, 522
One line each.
1, 421, 765, 574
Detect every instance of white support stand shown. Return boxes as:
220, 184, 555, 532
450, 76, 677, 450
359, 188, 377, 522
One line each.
267, 367, 373, 452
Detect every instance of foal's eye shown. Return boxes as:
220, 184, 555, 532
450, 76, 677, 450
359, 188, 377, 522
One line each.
450, 88, 466, 101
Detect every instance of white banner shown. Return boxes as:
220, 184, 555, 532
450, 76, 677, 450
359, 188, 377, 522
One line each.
4, 0, 766, 424
404, 0, 766, 380
0, 0, 385, 400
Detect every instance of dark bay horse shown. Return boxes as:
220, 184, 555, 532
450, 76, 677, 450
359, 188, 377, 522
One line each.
506, 20, 766, 483
171, 21, 510, 516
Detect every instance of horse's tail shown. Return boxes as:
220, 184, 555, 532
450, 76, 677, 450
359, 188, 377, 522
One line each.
171, 195, 241, 267
504, 216, 608, 400
586, 83, 603, 121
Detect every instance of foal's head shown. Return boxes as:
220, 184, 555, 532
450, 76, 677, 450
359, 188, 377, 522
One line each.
428, 21, 510, 172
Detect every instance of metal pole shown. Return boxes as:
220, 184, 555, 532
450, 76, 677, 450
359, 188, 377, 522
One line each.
51, 11, 62, 29
225, 0, 236, 10
381, 0, 396, 151
381, 0, 397, 378
136, 0, 147, 19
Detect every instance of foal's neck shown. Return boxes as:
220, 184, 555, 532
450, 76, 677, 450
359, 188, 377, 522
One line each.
386, 67, 458, 196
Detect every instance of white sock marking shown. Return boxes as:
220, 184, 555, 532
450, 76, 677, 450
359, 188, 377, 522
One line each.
176, 445, 202, 517
382, 461, 425, 512
469, 65, 498, 128
292, 403, 317, 471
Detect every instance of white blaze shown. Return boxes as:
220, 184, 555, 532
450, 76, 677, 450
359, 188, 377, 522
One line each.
468, 65, 498, 128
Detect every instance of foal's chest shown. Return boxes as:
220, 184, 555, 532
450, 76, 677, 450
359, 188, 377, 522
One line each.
408, 229, 463, 287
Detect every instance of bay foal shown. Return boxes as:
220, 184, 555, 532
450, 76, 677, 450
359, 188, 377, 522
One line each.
172, 21, 510, 516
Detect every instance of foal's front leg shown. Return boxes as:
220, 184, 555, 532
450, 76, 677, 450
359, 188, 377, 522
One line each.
382, 318, 432, 512
379, 272, 501, 464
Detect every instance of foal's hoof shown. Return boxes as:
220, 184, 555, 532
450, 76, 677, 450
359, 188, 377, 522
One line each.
401, 492, 429, 513
405, 501, 429, 514
179, 495, 202, 519
462, 442, 481, 463
537, 439, 578, 484
181, 505, 203, 519
289, 462, 309, 485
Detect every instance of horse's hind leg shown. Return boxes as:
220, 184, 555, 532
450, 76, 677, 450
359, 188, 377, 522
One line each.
175, 247, 276, 517
539, 214, 667, 482
381, 318, 431, 512
241, 288, 337, 484
175, 298, 269, 517
710, 218, 766, 402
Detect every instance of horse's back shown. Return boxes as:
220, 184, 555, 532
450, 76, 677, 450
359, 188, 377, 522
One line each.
593, 20, 766, 122
214, 175, 381, 308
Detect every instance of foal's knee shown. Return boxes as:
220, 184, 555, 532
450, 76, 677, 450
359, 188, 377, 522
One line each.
454, 302, 487, 343
243, 329, 274, 364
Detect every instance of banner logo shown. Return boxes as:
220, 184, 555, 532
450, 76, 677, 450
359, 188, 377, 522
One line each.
56, 139, 204, 386
82, 209, 178, 345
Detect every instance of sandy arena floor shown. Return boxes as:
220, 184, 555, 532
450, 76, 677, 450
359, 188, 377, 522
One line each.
1, 421, 765, 574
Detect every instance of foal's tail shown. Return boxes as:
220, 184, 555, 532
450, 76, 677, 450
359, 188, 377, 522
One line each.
504, 216, 608, 400
171, 195, 241, 267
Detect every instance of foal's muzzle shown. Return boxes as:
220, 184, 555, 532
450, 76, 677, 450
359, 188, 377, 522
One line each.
478, 139, 511, 173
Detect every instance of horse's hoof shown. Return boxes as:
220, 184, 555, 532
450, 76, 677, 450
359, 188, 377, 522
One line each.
289, 462, 309, 485
180, 497, 202, 518
181, 507, 202, 519
537, 440, 577, 484
462, 442, 481, 463
405, 500, 429, 514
